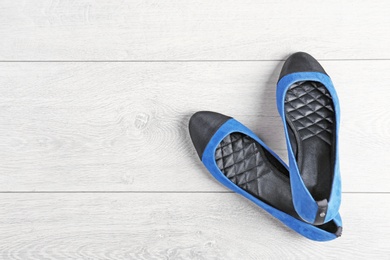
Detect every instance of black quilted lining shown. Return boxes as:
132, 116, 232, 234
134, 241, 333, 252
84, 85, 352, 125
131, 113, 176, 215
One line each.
215, 132, 289, 205
215, 133, 270, 190
284, 81, 336, 201
284, 81, 334, 145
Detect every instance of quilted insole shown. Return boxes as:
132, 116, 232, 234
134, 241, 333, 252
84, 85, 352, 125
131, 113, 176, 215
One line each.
214, 132, 338, 233
284, 81, 336, 201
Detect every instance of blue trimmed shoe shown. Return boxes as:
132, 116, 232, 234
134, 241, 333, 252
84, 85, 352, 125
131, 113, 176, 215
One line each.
189, 111, 342, 241
276, 52, 341, 225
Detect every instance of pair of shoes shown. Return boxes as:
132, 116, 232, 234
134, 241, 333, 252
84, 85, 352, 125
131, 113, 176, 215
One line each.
188, 52, 342, 241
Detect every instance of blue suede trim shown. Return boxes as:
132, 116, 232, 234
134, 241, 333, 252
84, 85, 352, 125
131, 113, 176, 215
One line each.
276, 72, 342, 224
200, 118, 340, 241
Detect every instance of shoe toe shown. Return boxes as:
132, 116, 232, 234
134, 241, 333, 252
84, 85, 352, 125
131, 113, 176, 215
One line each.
279, 52, 327, 80
189, 111, 231, 158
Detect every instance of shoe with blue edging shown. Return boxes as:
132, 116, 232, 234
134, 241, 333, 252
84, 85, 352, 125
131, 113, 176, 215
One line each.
276, 52, 341, 225
189, 111, 342, 241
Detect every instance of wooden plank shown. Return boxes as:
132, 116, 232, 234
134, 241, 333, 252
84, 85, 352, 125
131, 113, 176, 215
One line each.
0, 0, 390, 60
0, 61, 389, 192
0, 193, 388, 259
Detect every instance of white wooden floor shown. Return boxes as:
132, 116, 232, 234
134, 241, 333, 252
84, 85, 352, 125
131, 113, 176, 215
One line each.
0, 1, 389, 259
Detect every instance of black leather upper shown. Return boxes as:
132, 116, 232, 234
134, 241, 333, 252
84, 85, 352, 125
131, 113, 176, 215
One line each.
189, 111, 231, 158
279, 52, 327, 80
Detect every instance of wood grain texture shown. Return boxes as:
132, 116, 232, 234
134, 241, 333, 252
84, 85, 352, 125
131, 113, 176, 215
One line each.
0, 61, 389, 192
0, 0, 390, 60
1, 1, 389, 258
0, 193, 388, 259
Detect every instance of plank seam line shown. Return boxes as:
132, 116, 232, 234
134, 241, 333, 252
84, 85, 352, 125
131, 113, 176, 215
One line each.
0, 59, 389, 62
